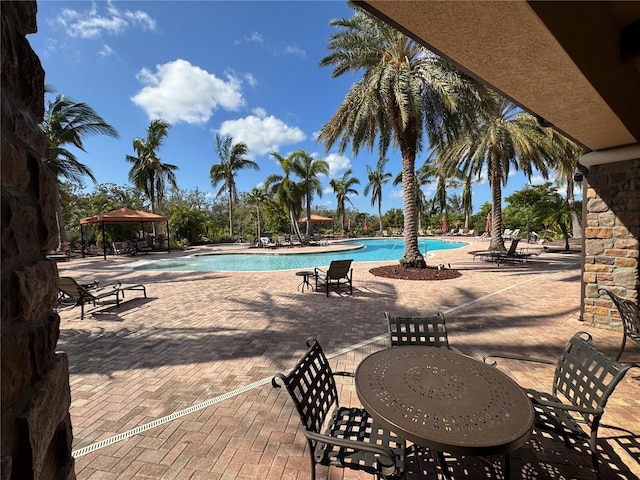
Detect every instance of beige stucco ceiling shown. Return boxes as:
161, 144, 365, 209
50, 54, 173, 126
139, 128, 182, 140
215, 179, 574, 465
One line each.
358, 1, 640, 152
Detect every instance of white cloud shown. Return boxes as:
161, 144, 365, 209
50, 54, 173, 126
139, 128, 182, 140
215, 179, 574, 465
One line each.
325, 153, 351, 177
235, 31, 306, 58
529, 175, 546, 185
244, 73, 258, 87
281, 44, 306, 58
132, 59, 246, 124
54, 1, 156, 39
389, 189, 404, 199
218, 108, 306, 157
235, 32, 263, 45
98, 44, 115, 58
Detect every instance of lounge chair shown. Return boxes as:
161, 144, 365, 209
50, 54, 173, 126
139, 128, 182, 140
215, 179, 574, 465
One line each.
260, 236, 277, 248
599, 288, 640, 361
58, 276, 147, 320
272, 338, 407, 480
136, 240, 152, 254
314, 259, 353, 296
113, 241, 136, 256
473, 238, 522, 264
484, 331, 639, 478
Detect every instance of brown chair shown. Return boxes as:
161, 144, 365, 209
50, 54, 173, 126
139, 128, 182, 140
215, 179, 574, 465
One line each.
58, 276, 146, 320
272, 338, 406, 480
385, 312, 451, 348
484, 331, 638, 478
599, 288, 640, 361
314, 259, 353, 296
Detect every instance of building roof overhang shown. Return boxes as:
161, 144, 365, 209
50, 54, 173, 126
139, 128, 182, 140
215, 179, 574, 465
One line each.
356, 1, 640, 153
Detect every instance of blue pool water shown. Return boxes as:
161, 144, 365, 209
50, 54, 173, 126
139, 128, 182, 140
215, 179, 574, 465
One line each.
132, 238, 466, 272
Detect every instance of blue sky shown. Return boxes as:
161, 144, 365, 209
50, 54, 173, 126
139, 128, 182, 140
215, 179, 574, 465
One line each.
30, 0, 551, 215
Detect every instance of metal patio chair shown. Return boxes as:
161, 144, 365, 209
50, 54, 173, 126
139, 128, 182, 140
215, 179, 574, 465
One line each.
599, 288, 640, 361
314, 259, 353, 296
272, 338, 406, 479
484, 331, 638, 478
385, 312, 451, 348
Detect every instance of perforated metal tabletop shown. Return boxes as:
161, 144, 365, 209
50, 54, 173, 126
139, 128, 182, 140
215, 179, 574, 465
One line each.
355, 346, 534, 457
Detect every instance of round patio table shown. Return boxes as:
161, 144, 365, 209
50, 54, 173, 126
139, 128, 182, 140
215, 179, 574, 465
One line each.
355, 346, 534, 476
295, 270, 315, 292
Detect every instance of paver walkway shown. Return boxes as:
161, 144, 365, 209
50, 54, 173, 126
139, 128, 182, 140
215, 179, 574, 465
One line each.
55, 240, 639, 479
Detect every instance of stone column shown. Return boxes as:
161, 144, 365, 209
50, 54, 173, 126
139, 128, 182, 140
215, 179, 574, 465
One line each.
1, 2, 76, 479
581, 148, 640, 329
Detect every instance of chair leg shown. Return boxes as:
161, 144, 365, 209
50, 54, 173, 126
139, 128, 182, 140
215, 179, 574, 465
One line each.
615, 333, 627, 362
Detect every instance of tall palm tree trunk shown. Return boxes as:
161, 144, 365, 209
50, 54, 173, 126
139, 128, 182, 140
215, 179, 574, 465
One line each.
305, 197, 313, 237
289, 202, 303, 240
255, 205, 261, 238
227, 190, 234, 238
378, 200, 383, 232
399, 133, 426, 268
489, 163, 506, 251
566, 175, 582, 239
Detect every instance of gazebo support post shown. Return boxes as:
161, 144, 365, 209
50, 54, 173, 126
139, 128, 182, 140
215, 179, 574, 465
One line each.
166, 221, 171, 253
80, 224, 85, 259
102, 221, 107, 260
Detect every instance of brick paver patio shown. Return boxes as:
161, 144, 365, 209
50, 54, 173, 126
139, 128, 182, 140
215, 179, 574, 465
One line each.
55, 240, 639, 479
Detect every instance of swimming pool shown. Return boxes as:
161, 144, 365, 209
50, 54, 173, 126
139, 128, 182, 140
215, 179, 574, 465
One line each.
132, 238, 466, 272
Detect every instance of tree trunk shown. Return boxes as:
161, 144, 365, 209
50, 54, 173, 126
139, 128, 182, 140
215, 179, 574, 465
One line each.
255, 205, 261, 238
489, 162, 506, 251
566, 176, 582, 239
398, 130, 426, 268
289, 202, 303, 240
378, 200, 383, 232
228, 193, 234, 238
305, 194, 312, 236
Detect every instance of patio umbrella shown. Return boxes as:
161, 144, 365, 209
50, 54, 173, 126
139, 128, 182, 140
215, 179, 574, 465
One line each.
485, 213, 492, 233
441, 216, 449, 233
297, 214, 333, 223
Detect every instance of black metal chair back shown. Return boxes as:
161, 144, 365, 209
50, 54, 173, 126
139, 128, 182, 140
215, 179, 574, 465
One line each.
385, 312, 450, 348
273, 339, 338, 434
600, 288, 640, 361
552, 332, 630, 426
272, 338, 406, 479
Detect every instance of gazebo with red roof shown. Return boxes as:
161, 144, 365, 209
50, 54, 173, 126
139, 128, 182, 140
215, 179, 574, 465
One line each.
79, 208, 170, 260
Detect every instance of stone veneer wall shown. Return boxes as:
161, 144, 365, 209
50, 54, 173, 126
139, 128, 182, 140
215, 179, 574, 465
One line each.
583, 157, 640, 328
1, 2, 76, 479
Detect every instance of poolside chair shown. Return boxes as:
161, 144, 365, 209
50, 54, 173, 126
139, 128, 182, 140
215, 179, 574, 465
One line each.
260, 237, 277, 248
58, 276, 147, 320
315, 259, 353, 296
272, 338, 407, 480
113, 241, 136, 256
484, 331, 638, 478
136, 240, 152, 254
599, 288, 640, 361
385, 312, 452, 349
474, 238, 524, 264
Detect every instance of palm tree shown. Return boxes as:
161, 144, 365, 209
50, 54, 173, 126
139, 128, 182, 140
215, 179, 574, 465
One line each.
265, 152, 304, 241
438, 92, 554, 251
330, 169, 360, 233
246, 186, 268, 239
209, 133, 258, 238
41, 94, 120, 183
364, 157, 392, 232
548, 130, 585, 239
40, 94, 119, 249
292, 151, 329, 236
318, 6, 476, 267
126, 119, 178, 218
